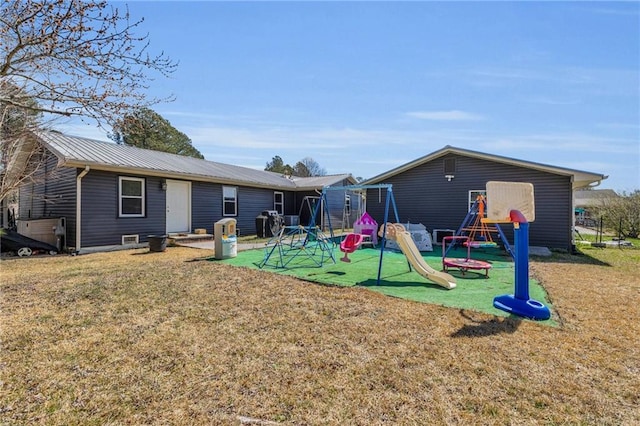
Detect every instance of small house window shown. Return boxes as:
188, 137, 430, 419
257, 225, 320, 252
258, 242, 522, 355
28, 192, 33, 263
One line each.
223, 186, 237, 216
274, 191, 284, 215
119, 176, 145, 217
469, 190, 487, 215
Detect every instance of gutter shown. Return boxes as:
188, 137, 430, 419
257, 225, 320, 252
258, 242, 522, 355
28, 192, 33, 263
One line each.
75, 166, 90, 252
62, 160, 299, 191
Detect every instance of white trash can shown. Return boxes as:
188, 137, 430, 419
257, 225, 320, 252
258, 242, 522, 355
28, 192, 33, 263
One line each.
214, 218, 237, 259
221, 235, 237, 259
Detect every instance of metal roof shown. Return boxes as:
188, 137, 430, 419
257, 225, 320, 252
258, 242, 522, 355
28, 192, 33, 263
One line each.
574, 189, 619, 207
290, 174, 357, 190
37, 131, 354, 190
362, 145, 607, 190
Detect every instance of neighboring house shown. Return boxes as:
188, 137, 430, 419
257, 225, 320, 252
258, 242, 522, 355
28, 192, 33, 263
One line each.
16, 131, 356, 253
361, 146, 606, 252
574, 189, 619, 227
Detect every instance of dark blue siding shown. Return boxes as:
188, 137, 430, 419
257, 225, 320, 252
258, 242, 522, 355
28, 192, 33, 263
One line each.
283, 192, 296, 216
46, 167, 77, 248
236, 186, 280, 236
192, 182, 219, 234
192, 183, 296, 236
80, 171, 165, 247
291, 181, 359, 230
366, 154, 573, 251
18, 154, 77, 248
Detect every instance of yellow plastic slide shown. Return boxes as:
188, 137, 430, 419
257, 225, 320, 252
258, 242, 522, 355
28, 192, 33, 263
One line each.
394, 229, 457, 290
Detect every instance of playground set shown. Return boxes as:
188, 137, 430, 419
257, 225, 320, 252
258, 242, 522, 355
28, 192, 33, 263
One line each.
256, 181, 551, 320
259, 184, 399, 281
445, 194, 515, 259
442, 235, 492, 278
379, 222, 456, 289
484, 181, 550, 320
339, 233, 364, 262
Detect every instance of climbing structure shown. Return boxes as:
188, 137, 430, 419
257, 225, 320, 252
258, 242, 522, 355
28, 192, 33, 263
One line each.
446, 195, 514, 258
259, 224, 336, 269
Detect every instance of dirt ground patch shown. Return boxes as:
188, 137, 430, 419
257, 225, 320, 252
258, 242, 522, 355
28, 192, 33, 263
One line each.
1, 246, 639, 425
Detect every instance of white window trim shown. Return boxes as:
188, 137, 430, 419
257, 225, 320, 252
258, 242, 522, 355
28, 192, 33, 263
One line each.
274, 191, 284, 215
119, 176, 145, 218
468, 190, 487, 215
223, 186, 237, 217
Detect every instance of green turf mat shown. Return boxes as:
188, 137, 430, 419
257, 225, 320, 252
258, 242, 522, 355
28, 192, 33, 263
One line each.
216, 244, 554, 323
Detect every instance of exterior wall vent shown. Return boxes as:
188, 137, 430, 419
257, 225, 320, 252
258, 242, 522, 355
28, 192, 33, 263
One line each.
432, 229, 455, 244
444, 158, 456, 174
122, 234, 139, 245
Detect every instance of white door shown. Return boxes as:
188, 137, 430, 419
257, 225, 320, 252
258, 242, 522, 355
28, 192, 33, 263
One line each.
166, 180, 191, 233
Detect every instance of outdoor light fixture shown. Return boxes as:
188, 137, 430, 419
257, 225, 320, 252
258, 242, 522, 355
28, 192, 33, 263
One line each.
445, 174, 455, 182
161, 179, 167, 191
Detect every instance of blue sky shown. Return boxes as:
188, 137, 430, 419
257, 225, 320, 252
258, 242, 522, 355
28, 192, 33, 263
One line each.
62, 1, 639, 191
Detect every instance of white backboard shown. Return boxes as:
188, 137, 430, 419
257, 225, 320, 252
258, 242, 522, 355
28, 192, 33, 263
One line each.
486, 181, 535, 222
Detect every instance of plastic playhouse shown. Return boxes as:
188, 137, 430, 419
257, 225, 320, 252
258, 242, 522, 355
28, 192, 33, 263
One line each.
354, 212, 378, 246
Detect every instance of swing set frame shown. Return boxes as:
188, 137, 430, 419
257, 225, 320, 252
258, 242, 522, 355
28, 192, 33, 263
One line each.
259, 183, 401, 285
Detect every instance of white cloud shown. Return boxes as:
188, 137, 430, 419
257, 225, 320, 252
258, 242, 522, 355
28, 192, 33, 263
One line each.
524, 96, 581, 106
585, 6, 640, 17
470, 67, 546, 81
57, 122, 110, 141
406, 110, 485, 121
479, 133, 638, 155
186, 125, 424, 153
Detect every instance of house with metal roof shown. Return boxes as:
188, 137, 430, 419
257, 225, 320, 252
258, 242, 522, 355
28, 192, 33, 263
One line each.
361, 145, 606, 252
574, 189, 619, 227
16, 131, 357, 253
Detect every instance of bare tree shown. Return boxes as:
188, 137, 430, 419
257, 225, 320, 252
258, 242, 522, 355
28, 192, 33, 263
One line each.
0, 0, 177, 200
0, 81, 43, 202
598, 190, 640, 238
294, 157, 326, 177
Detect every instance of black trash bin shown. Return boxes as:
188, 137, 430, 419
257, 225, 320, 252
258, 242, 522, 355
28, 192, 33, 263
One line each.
255, 214, 268, 238
255, 211, 283, 238
148, 235, 167, 252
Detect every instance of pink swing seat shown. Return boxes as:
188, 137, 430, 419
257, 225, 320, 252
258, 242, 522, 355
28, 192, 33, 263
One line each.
340, 233, 364, 262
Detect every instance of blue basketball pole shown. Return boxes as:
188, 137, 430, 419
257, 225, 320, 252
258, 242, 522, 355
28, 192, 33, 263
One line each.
493, 210, 551, 321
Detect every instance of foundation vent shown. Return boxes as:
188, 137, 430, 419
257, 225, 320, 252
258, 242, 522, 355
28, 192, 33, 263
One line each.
122, 234, 139, 245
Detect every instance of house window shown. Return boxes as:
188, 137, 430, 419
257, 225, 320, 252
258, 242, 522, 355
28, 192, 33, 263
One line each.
469, 190, 487, 214
274, 191, 284, 215
223, 186, 237, 216
119, 176, 145, 217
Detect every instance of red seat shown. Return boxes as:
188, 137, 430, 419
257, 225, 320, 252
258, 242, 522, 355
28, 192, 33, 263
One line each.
340, 233, 364, 262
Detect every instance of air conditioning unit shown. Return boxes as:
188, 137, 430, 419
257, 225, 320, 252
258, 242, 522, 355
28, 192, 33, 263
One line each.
385, 223, 434, 252
432, 229, 455, 244
17, 217, 66, 248
122, 234, 139, 245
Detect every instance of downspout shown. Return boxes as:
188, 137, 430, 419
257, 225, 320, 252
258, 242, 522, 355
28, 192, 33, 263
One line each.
314, 188, 324, 231
570, 175, 576, 252
76, 166, 90, 252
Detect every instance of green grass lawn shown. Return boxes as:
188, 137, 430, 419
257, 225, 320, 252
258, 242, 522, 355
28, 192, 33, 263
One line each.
574, 229, 639, 247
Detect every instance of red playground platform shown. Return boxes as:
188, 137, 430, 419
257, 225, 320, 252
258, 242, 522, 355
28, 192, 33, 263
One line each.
442, 236, 492, 278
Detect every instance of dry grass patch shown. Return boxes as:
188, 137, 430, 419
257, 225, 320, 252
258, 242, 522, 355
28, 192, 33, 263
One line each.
1, 247, 639, 425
